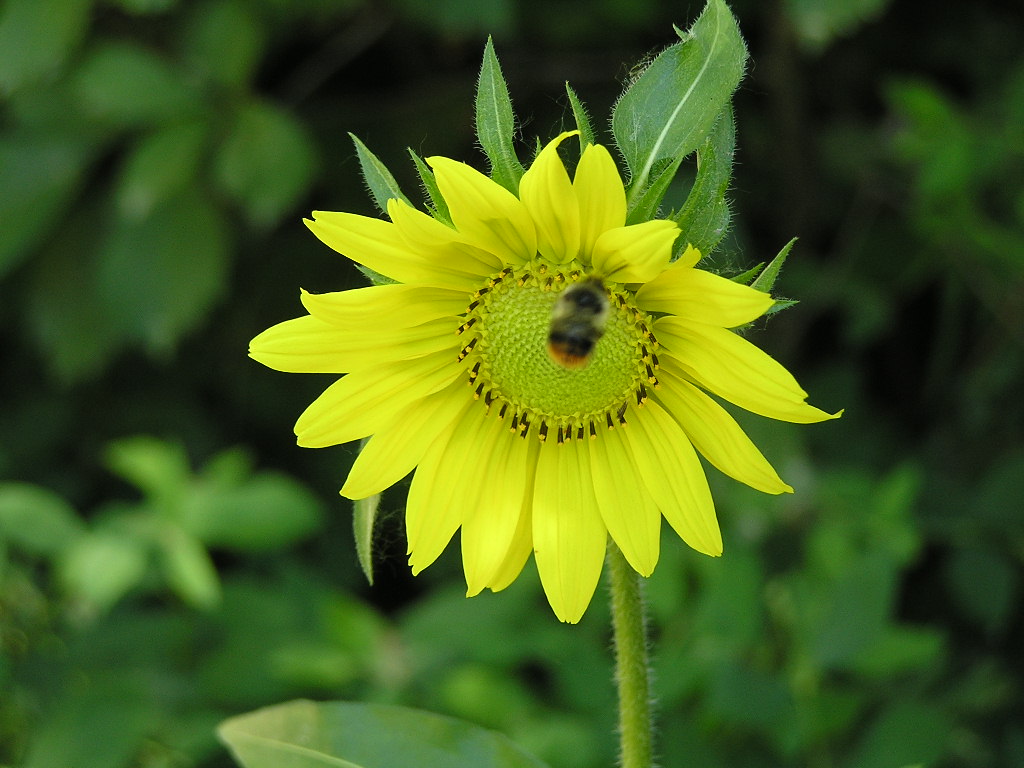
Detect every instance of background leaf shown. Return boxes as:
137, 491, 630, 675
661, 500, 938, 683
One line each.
215, 99, 317, 227
0, 133, 94, 277
116, 121, 207, 219
218, 700, 551, 768
0, 0, 92, 94
71, 41, 199, 127
96, 185, 230, 354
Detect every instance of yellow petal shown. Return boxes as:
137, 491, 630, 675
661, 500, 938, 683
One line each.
676, 243, 701, 268
249, 314, 459, 374
532, 438, 607, 623
485, 439, 540, 592
656, 369, 792, 495
462, 416, 530, 596
636, 266, 774, 328
305, 212, 483, 291
387, 198, 503, 275
485, 501, 533, 593
656, 319, 843, 424
588, 425, 661, 575
591, 220, 678, 283
518, 131, 580, 264
622, 400, 723, 555
574, 143, 626, 261
341, 379, 469, 499
427, 156, 536, 265
406, 401, 491, 574
294, 350, 463, 447
300, 284, 469, 328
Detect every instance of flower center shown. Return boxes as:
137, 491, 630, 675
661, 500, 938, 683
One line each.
456, 266, 660, 441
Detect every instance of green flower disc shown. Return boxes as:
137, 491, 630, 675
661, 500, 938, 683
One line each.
474, 270, 647, 420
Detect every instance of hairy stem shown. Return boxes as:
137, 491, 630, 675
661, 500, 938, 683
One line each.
608, 540, 653, 768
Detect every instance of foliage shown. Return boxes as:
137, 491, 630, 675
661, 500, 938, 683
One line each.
1, 0, 1022, 766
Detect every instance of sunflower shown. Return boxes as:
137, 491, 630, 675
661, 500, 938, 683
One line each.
249, 131, 839, 623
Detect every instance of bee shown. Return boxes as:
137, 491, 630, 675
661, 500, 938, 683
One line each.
546, 277, 610, 370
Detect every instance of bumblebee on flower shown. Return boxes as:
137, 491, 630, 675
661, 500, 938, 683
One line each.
249, 130, 840, 624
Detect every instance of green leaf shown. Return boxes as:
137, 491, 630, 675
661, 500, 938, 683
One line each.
349, 133, 412, 214
764, 298, 799, 316
218, 700, 550, 768
116, 121, 207, 219
409, 148, 452, 224
59, 530, 150, 612
25, 201, 128, 383
751, 239, 800, 317
854, 625, 945, 678
849, 700, 951, 768
21, 674, 159, 768
215, 99, 317, 227
812, 552, 898, 669
751, 237, 797, 294
181, 0, 264, 89
0, 483, 84, 556
625, 156, 684, 225
565, 83, 595, 152
0, 132, 94, 278
105, 436, 191, 505
612, 0, 747, 208
160, 525, 221, 610
352, 491, 379, 586
672, 105, 735, 256
96, 184, 230, 354
945, 547, 1018, 633
475, 37, 524, 194
784, 0, 893, 53
183, 473, 324, 552
0, 0, 92, 94
72, 40, 199, 127
729, 261, 765, 284
394, 0, 514, 36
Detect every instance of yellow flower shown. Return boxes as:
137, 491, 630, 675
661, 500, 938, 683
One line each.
250, 131, 839, 623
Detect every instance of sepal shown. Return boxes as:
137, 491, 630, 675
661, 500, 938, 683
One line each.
350, 133, 412, 214
476, 37, 525, 194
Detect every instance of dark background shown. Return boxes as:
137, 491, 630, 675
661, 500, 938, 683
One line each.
1, 0, 1022, 766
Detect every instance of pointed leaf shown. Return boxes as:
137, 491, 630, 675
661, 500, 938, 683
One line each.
613, 0, 747, 207
475, 37, 524, 193
764, 298, 799, 316
730, 261, 765, 284
565, 83, 595, 152
672, 104, 735, 255
625, 156, 684, 225
751, 237, 797, 294
350, 133, 411, 214
218, 700, 551, 768
353, 490, 378, 586
408, 148, 452, 224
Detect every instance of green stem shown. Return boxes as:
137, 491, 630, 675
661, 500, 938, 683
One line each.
608, 540, 653, 768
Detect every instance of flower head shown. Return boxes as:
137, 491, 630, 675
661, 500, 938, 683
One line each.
250, 131, 839, 623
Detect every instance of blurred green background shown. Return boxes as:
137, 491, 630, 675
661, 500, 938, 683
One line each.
1, 0, 1022, 766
